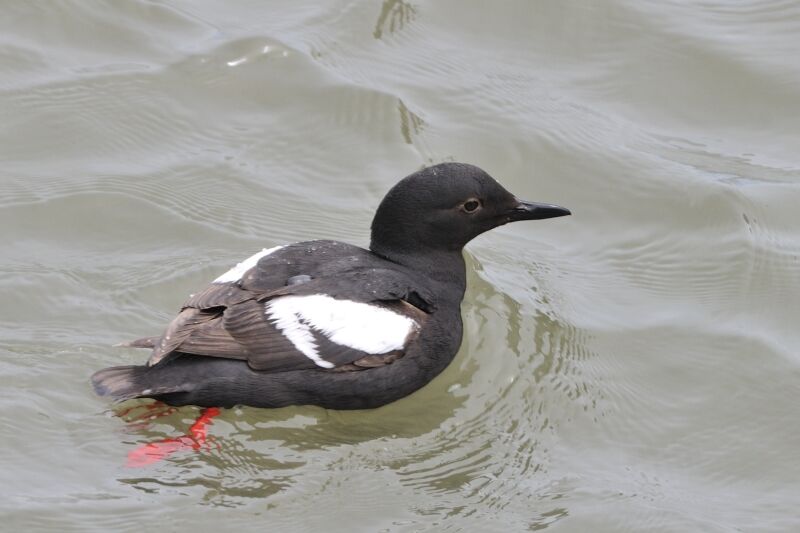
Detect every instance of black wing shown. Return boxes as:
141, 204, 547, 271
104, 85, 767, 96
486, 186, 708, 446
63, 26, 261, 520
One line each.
128, 243, 433, 373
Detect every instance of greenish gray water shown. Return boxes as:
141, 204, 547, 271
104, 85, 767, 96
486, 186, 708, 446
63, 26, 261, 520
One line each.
1, 1, 799, 531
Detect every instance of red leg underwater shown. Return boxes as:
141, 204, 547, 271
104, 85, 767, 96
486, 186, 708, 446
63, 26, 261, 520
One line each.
125, 407, 221, 468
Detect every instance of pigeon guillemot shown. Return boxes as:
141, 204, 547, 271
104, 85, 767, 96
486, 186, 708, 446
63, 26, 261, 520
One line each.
91, 163, 570, 410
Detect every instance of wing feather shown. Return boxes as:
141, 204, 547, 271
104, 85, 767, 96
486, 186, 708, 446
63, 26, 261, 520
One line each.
177, 317, 248, 359
131, 247, 434, 374
182, 282, 252, 310
224, 300, 319, 372
146, 308, 221, 366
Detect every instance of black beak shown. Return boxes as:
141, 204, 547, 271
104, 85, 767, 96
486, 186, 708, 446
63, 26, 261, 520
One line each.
508, 199, 571, 221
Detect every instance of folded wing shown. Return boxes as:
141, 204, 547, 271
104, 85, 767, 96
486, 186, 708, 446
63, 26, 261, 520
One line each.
132, 244, 431, 373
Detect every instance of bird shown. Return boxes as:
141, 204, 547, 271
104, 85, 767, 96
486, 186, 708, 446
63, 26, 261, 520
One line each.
91, 162, 570, 410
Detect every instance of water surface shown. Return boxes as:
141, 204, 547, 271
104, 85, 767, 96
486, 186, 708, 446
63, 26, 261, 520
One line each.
1, 1, 799, 531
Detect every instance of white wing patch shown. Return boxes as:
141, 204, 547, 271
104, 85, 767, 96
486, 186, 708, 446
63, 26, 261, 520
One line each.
264, 294, 418, 369
214, 245, 284, 283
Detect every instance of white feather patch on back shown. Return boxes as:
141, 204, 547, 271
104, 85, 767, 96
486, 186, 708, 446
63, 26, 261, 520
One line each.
264, 294, 418, 368
214, 245, 284, 283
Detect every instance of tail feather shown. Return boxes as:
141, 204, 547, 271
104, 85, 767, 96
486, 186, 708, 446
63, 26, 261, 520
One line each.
91, 365, 184, 401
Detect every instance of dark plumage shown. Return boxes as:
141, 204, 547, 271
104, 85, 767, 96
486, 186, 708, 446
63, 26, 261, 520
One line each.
91, 163, 570, 409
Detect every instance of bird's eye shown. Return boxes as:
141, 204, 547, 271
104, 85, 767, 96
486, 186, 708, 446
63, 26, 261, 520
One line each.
462, 199, 481, 213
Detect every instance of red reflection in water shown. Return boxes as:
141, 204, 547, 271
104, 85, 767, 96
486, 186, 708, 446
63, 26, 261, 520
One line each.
126, 407, 221, 468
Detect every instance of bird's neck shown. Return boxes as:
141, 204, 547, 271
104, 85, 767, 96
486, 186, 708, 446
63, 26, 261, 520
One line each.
370, 244, 467, 294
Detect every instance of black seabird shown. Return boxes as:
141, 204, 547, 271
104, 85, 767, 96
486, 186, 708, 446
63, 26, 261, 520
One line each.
91, 162, 570, 409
